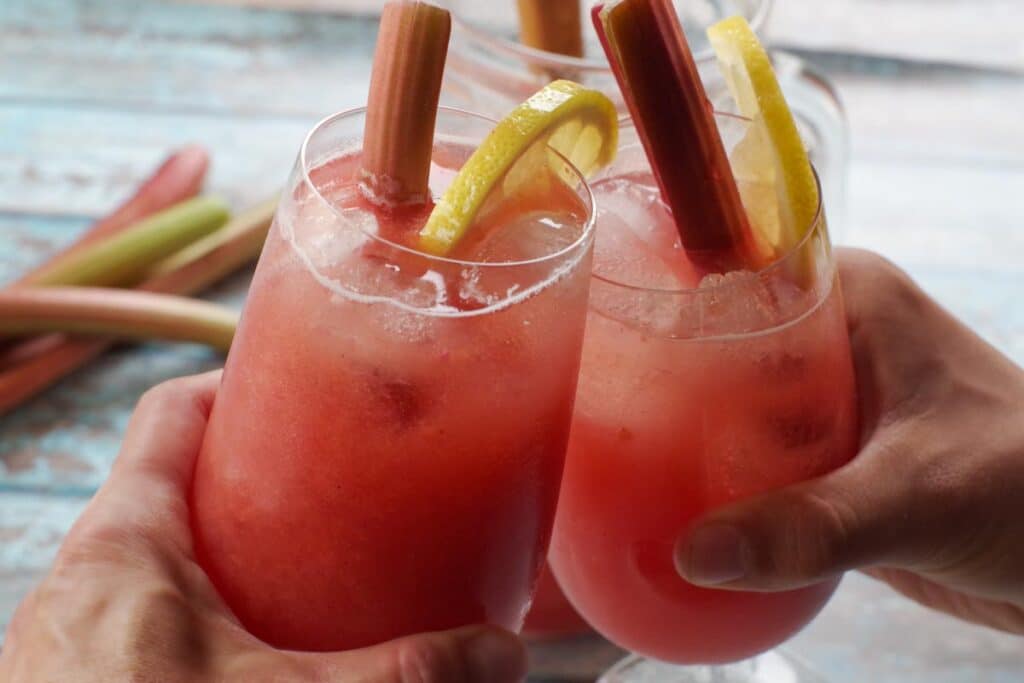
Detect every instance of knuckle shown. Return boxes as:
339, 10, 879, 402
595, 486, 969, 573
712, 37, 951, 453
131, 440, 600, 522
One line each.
396, 638, 469, 683
56, 513, 160, 576
136, 377, 191, 415
56, 520, 133, 570
844, 249, 903, 284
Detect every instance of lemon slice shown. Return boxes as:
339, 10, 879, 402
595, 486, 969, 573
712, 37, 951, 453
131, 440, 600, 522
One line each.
418, 80, 618, 255
707, 16, 819, 253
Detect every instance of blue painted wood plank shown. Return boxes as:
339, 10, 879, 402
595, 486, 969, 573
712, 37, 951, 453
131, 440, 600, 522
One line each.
0, 492, 89, 638
0, 342, 227, 493
0, 103, 313, 217
0, 214, 89, 284
788, 575, 1024, 683
1, 3, 1022, 679
0, 212, 251, 492
0, 0, 376, 118
842, 160, 1024, 273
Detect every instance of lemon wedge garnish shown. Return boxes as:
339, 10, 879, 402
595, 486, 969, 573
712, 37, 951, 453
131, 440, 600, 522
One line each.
707, 16, 819, 254
419, 80, 618, 255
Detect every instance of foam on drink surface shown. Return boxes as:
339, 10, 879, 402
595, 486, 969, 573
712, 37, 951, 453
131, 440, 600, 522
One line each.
279, 146, 590, 318
588, 170, 823, 339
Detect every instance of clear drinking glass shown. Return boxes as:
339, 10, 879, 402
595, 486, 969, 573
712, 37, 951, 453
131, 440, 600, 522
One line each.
190, 107, 597, 652
547, 119, 859, 681
439, 0, 850, 238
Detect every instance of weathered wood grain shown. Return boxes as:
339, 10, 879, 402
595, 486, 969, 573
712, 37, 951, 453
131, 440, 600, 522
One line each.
0, 104, 309, 218
0, 492, 89, 637
198, 0, 1024, 72
1, 1, 1023, 680
832, 71, 1024, 166
769, 0, 1024, 73
1, 0, 375, 117
844, 161, 1024, 272
0, 341, 226, 492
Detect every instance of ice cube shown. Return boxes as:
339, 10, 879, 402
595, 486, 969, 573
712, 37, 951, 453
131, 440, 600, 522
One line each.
593, 210, 681, 290
696, 270, 790, 335
464, 210, 581, 264
592, 177, 676, 248
591, 176, 696, 290
303, 207, 374, 271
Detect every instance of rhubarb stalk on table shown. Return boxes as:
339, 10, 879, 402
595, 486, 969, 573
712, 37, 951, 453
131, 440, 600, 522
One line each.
359, 0, 451, 207
0, 288, 237, 352
0, 146, 212, 360
12, 146, 210, 286
21, 196, 230, 288
0, 198, 276, 415
592, 0, 765, 274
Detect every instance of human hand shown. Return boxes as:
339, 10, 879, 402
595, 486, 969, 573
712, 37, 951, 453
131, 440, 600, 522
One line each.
674, 248, 1024, 634
0, 371, 526, 682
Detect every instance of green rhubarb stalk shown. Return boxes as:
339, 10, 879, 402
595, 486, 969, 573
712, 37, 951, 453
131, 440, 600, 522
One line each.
12, 146, 210, 287
592, 0, 764, 274
0, 288, 237, 352
360, 0, 451, 206
0, 197, 274, 415
0, 147, 211, 358
23, 196, 230, 288
145, 196, 276, 292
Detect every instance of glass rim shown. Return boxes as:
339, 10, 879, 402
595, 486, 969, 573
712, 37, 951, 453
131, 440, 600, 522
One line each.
449, 0, 774, 72
298, 105, 597, 270
591, 122, 825, 297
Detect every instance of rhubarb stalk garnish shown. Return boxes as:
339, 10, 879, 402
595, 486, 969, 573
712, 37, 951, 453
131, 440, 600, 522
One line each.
0, 288, 237, 352
592, 0, 763, 273
518, 0, 584, 58
360, 0, 451, 206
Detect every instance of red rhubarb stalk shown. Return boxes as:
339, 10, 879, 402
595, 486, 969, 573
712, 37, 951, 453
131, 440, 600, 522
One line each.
0, 288, 237, 352
0, 198, 275, 415
0, 147, 210, 358
592, 0, 762, 273
360, 0, 451, 206
144, 197, 276, 294
0, 341, 110, 414
13, 146, 210, 286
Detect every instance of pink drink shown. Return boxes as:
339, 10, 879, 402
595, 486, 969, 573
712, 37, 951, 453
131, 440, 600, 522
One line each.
549, 159, 858, 664
191, 109, 595, 651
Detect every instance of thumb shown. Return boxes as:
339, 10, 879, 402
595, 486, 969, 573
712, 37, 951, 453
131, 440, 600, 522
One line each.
295, 625, 527, 683
674, 431, 954, 591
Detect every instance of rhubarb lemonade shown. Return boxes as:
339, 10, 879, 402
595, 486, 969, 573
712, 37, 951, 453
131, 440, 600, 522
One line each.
191, 106, 598, 652
550, 153, 858, 664
547, 4, 860, 675
190, 1, 620, 653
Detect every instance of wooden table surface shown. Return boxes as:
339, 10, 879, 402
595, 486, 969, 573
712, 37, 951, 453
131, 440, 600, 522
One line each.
1, 1, 1022, 680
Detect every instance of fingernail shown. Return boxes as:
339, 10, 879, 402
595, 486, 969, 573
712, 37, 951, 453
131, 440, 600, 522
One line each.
464, 629, 527, 683
677, 524, 751, 586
